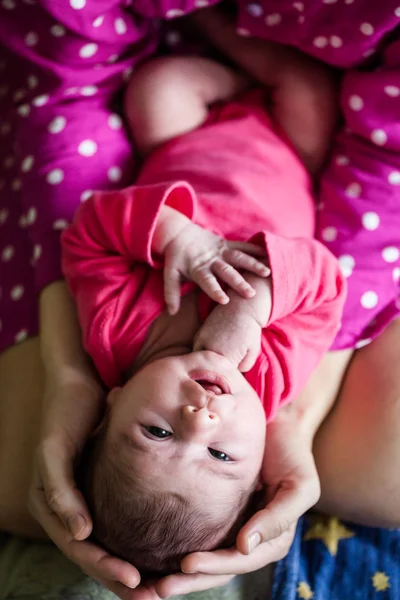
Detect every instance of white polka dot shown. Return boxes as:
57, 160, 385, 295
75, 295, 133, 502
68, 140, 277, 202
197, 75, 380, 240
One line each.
247, 3, 263, 17
47, 168, 64, 185
32, 94, 49, 106
370, 129, 387, 146
32, 244, 42, 261
2, 0, 16, 9
388, 171, 400, 185
165, 30, 181, 45
345, 182, 362, 198
382, 246, 400, 263
11, 178, 22, 191
107, 166, 122, 182
165, 8, 184, 18
2, 245, 14, 261
18, 104, 31, 117
195, 0, 208, 6
384, 85, 400, 97
237, 28, 250, 37
336, 155, 349, 166
345, 0, 354, 4
107, 54, 119, 63
21, 155, 34, 172
348, 95, 364, 111
355, 338, 372, 349
321, 226, 337, 242
362, 211, 380, 230
80, 85, 97, 96
78, 139, 98, 157
293, 2, 304, 11
93, 15, 104, 27
1, 122, 11, 136
25, 32, 39, 46
393, 267, 400, 282
313, 36, 328, 48
363, 48, 375, 59
80, 190, 93, 202
79, 43, 98, 59
114, 17, 127, 35
395, 7, 400, 17
70, 0, 86, 8
330, 35, 343, 48
53, 219, 69, 230
15, 329, 28, 343
65, 87, 78, 95
11, 285, 24, 301
27, 74, 38, 89
360, 23, 374, 36
298, 15, 305, 23
265, 13, 281, 26
108, 113, 122, 130
0, 208, 9, 225
51, 24, 66, 37
26, 206, 37, 224
19, 214, 27, 228
338, 254, 355, 278
4, 156, 15, 168
48, 116, 67, 134
13, 89, 25, 102
360, 290, 378, 309
122, 66, 133, 81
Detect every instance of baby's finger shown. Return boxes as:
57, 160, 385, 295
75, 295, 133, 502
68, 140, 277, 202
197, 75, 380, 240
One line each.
163, 266, 181, 315
224, 248, 270, 277
229, 242, 268, 258
194, 269, 230, 305
156, 572, 234, 599
180, 528, 295, 576
212, 259, 256, 298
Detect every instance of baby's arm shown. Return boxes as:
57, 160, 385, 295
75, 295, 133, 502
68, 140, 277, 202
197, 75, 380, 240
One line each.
124, 56, 248, 154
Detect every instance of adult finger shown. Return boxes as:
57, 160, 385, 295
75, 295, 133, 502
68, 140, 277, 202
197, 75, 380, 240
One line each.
224, 248, 270, 278
228, 242, 268, 258
180, 527, 295, 576
212, 259, 256, 298
193, 268, 230, 304
30, 443, 92, 540
163, 266, 181, 315
95, 578, 160, 600
155, 572, 234, 598
237, 475, 320, 553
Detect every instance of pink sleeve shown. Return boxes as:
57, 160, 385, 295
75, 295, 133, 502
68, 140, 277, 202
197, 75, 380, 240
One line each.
61, 181, 195, 363
246, 233, 346, 420
316, 39, 400, 348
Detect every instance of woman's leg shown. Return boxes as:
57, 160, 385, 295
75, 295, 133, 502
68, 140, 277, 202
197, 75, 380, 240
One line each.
0, 339, 46, 538
313, 318, 400, 527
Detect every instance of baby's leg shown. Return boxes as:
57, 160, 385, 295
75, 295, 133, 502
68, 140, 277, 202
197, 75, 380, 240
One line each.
313, 318, 400, 527
124, 57, 248, 155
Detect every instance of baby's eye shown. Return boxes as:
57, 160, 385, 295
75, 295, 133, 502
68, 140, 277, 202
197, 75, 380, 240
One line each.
208, 448, 232, 462
145, 426, 172, 439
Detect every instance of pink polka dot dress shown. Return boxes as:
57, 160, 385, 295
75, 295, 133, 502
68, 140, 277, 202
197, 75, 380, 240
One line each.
1, 0, 400, 354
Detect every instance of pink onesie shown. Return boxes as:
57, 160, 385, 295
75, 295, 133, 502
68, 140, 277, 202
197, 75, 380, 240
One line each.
62, 94, 346, 420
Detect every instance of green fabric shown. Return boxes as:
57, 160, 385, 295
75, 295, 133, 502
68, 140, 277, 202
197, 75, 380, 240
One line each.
0, 534, 273, 600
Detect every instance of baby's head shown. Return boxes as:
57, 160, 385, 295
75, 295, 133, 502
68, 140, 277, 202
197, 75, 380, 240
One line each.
80, 351, 266, 576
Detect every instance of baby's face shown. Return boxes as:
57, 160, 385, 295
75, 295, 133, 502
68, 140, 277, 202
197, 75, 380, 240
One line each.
106, 351, 266, 503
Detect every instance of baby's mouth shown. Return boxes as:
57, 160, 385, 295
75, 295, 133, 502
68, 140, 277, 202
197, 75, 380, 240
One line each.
189, 370, 232, 395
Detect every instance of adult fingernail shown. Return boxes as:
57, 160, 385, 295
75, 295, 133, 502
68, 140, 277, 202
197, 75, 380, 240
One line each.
123, 575, 139, 589
247, 532, 261, 554
67, 514, 86, 539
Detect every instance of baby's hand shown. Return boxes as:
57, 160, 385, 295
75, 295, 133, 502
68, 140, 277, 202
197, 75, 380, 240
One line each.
164, 221, 270, 314
193, 297, 263, 372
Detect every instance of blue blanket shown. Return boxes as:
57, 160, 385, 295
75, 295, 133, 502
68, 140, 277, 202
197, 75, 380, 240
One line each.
272, 514, 400, 600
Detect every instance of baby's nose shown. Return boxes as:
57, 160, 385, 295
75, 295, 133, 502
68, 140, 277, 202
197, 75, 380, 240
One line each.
181, 403, 218, 432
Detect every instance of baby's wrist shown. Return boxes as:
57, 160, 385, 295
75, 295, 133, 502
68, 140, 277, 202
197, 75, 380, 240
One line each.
227, 274, 272, 328
152, 205, 192, 256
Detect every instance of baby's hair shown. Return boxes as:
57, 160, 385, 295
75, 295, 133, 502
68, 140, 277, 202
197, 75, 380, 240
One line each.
78, 414, 259, 577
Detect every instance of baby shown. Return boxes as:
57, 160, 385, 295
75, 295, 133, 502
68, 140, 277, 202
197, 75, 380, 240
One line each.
61, 54, 345, 577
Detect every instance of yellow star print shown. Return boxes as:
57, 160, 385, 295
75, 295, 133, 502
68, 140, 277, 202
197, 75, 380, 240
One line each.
297, 581, 314, 599
372, 572, 391, 592
303, 516, 355, 556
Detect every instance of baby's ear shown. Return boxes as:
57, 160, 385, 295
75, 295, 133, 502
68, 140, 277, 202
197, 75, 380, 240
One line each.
106, 386, 122, 407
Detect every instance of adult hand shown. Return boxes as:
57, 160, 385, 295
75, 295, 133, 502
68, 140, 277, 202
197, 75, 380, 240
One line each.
174, 407, 319, 581
29, 372, 142, 597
